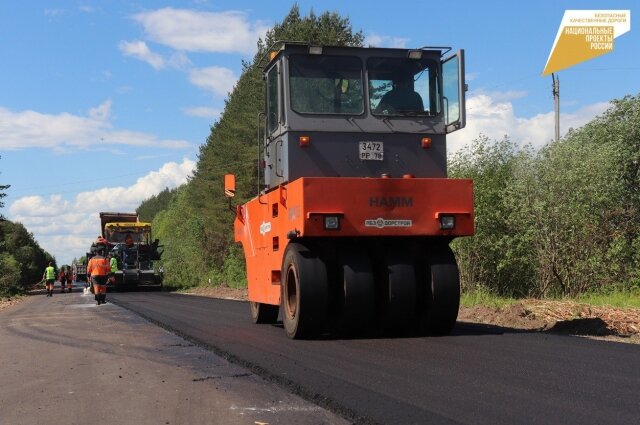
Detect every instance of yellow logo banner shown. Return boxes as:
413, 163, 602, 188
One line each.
543, 10, 630, 75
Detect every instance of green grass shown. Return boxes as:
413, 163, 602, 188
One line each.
573, 290, 640, 309
461, 287, 640, 310
460, 288, 518, 309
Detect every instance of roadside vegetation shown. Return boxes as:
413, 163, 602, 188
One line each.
136, 187, 177, 223
460, 288, 640, 310
451, 95, 640, 299
460, 288, 518, 309
134, 7, 640, 309
1, 156, 55, 297
574, 289, 640, 309
0, 220, 55, 297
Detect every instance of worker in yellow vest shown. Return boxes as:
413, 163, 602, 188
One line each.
87, 249, 110, 305
43, 262, 56, 297
108, 253, 118, 285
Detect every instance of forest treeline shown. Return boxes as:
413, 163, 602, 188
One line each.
0, 220, 54, 296
1, 155, 54, 296
138, 6, 640, 298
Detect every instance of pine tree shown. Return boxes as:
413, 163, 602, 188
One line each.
0, 155, 11, 221
151, 6, 364, 287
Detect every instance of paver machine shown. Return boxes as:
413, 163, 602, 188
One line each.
225, 43, 473, 338
87, 212, 163, 290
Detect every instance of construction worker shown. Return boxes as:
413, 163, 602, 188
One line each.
109, 253, 118, 285
87, 248, 110, 305
43, 262, 56, 297
374, 74, 424, 115
124, 233, 134, 247
123, 233, 136, 268
58, 268, 67, 293
66, 268, 73, 293
90, 235, 110, 257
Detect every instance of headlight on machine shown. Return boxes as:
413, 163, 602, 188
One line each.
439, 215, 455, 230
323, 215, 341, 230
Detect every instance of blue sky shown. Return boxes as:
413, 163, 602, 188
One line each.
1, 1, 638, 266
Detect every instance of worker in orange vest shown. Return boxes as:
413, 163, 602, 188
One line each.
66, 268, 73, 292
58, 268, 67, 293
87, 249, 110, 305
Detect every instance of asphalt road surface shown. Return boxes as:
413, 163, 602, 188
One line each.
0, 285, 348, 425
109, 292, 640, 425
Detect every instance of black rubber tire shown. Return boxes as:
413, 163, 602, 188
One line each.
281, 243, 328, 339
421, 245, 460, 336
380, 251, 417, 332
336, 249, 375, 332
250, 301, 279, 324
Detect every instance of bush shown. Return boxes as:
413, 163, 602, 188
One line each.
0, 253, 21, 296
451, 94, 640, 298
0, 220, 53, 295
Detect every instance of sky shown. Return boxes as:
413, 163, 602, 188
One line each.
1, 1, 638, 267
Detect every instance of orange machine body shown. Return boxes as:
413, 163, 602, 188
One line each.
234, 177, 474, 306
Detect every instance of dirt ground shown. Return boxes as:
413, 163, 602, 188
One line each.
4, 285, 639, 344
0, 296, 22, 312
458, 300, 640, 344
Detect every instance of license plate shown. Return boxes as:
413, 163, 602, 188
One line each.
359, 141, 383, 161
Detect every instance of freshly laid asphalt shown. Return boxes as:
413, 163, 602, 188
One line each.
3, 287, 638, 425
0, 285, 348, 425
108, 292, 640, 425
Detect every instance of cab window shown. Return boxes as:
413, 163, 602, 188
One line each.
368, 57, 439, 117
289, 55, 364, 115
266, 65, 279, 133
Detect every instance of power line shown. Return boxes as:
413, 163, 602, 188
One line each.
5, 156, 253, 199
10, 171, 145, 194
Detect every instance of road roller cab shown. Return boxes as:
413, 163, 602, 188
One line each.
226, 43, 473, 338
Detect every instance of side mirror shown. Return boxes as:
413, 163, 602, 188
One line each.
224, 174, 236, 198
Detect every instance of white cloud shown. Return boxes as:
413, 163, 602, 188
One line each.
119, 40, 165, 69
183, 106, 221, 119
9, 195, 70, 218
9, 158, 196, 266
118, 40, 192, 70
131, 8, 270, 54
447, 93, 610, 154
365, 33, 409, 48
44, 9, 64, 17
188, 67, 237, 97
466, 72, 480, 82
472, 89, 528, 102
166, 51, 191, 69
0, 101, 191, 151
73, 159, 195, 213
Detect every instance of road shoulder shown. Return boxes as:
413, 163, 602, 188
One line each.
0, 290, 348, 425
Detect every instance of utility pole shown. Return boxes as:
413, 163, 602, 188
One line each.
552, 73, 560, 142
